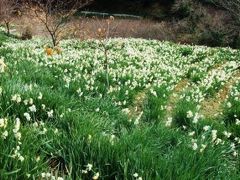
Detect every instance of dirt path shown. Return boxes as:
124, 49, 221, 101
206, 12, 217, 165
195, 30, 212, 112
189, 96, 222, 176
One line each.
165, 61, 228, 120
200, 71, 240, 119
127, 91, 147, 120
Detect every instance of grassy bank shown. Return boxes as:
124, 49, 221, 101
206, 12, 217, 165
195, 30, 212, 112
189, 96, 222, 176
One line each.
0, 32, 239, 179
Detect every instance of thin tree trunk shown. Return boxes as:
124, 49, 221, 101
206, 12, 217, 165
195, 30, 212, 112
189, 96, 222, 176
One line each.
4, 21, 10, 35
50, 33, 56, 47
104, 48, 109, 89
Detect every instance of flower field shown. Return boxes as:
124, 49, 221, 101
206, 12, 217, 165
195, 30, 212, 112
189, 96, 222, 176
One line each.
0, 30, 240, 179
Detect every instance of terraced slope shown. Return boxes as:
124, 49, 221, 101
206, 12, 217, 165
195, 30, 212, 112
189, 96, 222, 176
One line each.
0, 32, 239, 179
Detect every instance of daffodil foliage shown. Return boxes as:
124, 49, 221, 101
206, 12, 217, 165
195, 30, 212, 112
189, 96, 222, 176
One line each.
0, 32, 239, 179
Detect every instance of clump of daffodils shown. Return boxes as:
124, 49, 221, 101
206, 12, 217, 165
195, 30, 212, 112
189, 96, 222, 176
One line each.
81, 163, 100, 179
192, 141, 198, 151
11, 94, 22, 103
92, 172, 100, 180
0, 118, 8, 129
82, 163, 93, 174
41, 172, 64, 180
187, 110, 194, 118
47, 109, 54, 118
0, 58, 6, 73
165, 117, 172, 127
24, 112, 31, 121
13, 118, 21, 140
186, 110, 202, 124
12, 145, 24, 162
0, 117, 24, 161
133, 173, 142, 180
29, 105, 37, 112
0, 118, 8, 139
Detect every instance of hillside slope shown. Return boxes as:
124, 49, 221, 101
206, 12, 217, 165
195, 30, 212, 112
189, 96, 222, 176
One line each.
0, 31, 239, 179
85, 0, 215, 18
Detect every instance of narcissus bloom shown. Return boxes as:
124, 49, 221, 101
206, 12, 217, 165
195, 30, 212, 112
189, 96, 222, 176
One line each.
0, 58, 6, 73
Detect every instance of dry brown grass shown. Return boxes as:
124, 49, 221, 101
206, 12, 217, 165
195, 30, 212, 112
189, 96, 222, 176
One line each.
127, 91, 147, 120
10, 7, 236, 48
12, 12, 46, 37
66, 17, 180, 41
12, 13, 179, 42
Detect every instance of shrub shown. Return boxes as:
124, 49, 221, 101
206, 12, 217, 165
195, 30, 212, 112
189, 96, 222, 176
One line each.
186, 67, 206, 84
197, 29, 225, 47
21, 26, 33, 40
192, 7, 231, 47
178, 46, 193, 56
230, 34, 240, 49
172, 0, 193, 19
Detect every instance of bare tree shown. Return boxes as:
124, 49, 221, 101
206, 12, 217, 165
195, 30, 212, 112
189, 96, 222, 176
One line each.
27, 0, 94, 47
0, 0, 20, 35
211, 0, 240, 47
94, 16, 115, 90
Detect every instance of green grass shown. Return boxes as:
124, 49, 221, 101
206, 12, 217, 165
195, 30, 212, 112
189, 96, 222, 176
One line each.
0, 32, 8, 47
0, 31, 239, 179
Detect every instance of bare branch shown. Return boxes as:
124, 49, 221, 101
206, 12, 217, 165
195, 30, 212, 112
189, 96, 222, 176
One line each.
26, 0, 94, 46
0, 0, 20, 35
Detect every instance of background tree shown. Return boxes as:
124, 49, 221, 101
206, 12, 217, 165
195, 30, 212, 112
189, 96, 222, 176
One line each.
27, 0, 94, 47
0, 0, 20, 35
96, 16, 115, 90
212, 0, 240, 24
211, 0, 240, 47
